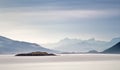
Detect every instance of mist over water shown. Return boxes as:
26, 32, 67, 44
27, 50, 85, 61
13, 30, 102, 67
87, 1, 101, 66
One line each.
0, 0, 120, 70
0, 54, 120, 70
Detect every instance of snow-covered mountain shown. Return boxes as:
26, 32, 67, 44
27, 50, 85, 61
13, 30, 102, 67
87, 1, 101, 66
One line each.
0, 36, 55, 54
44, 37, 120, 52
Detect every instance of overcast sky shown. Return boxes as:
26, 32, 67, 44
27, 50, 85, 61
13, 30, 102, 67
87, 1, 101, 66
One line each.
0, 0, 120, 44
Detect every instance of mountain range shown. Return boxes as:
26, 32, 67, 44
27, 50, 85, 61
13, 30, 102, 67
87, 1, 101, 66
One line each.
44, 37, 120, 52
0, 36, 120, 54
0, 36, 55, 54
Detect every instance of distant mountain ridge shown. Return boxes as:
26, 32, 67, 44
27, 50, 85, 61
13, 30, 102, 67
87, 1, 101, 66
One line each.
44, 37, 120, 52
103, 42, 120, 53
0, 36, 55, 54
1, 36, 120, 54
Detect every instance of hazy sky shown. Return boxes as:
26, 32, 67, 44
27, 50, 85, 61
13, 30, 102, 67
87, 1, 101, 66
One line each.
0, 0, 120, 44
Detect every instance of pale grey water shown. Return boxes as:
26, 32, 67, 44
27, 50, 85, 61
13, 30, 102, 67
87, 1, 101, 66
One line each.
0, 54, 120, 70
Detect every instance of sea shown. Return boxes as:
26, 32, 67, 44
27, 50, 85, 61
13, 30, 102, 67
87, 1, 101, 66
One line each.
0, 54, 120, 70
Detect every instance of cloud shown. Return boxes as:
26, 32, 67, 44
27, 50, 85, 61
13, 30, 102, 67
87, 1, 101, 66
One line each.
0, 0, 120, 44
0, 9, 120, 33
0, 9, 120, 22
0, 0, 120, 10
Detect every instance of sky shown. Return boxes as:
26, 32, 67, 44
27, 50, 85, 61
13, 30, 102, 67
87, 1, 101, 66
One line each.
0, 0, 120, 44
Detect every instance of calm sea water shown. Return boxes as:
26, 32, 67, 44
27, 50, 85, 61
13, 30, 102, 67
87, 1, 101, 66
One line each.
0, 54, 120, 70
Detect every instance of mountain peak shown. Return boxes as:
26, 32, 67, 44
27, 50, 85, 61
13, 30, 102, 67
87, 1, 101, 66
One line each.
63, 37, 70, 40
60, 37, 71, 42
88, 38, 95, 41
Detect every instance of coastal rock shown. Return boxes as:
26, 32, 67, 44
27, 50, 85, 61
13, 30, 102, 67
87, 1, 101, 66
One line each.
15, 52, 56, 56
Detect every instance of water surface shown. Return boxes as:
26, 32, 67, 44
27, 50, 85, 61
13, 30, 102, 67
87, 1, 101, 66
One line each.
0, 54, 120, 70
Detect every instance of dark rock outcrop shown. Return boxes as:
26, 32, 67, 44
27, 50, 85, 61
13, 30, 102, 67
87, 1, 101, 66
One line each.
15, 52, 56, 56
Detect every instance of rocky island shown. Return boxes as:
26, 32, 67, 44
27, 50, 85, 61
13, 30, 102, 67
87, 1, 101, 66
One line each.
15, 52, 56, 56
